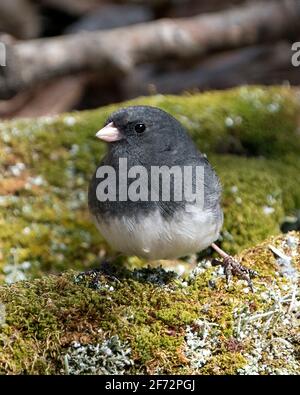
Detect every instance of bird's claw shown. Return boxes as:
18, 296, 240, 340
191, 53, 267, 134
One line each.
212, 256, 258, 292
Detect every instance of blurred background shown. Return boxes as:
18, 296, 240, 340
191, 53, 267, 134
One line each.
0, 0, 299, 119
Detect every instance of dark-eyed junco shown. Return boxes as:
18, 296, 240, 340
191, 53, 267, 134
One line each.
88, 106, 255, 289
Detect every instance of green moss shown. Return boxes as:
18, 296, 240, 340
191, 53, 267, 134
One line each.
201, 353, 247, 375
155, 303, 199, 327
0, 232, 299, 374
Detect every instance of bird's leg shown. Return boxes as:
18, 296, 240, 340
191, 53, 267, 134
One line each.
210, 243, 257, 292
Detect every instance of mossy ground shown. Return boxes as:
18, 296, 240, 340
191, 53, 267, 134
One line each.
0, 232, 299, 374
0, 86, 299, 283
0, 86, 299, 374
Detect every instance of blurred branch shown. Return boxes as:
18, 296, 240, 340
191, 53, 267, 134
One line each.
1, 0, 300, 99
39, 0, 104, 15
39, 0, 176, 15
0, 0, 40, 39
125, 42, 298, 97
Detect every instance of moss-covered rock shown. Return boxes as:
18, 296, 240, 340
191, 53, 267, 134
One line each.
0, 86, 299, 283
0, 232, 299, 374
1, 86, 299, 374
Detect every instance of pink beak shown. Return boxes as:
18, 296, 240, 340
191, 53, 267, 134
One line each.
95, 122, 123, 142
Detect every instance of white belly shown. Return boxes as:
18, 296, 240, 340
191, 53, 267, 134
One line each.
94, 205, 222, 260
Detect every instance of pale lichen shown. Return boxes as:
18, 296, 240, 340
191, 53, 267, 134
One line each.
184, 319, 221, 369
64, 336, 134, 375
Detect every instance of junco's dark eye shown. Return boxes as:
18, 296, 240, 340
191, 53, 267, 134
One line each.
135, 123, 146, 133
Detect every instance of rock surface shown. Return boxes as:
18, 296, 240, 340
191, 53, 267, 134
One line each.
0, 232, 299, 374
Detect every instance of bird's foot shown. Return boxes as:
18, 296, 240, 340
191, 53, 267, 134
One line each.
212, 255, 258, 292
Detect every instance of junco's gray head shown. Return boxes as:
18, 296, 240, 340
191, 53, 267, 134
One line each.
96, 106, 196, 157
